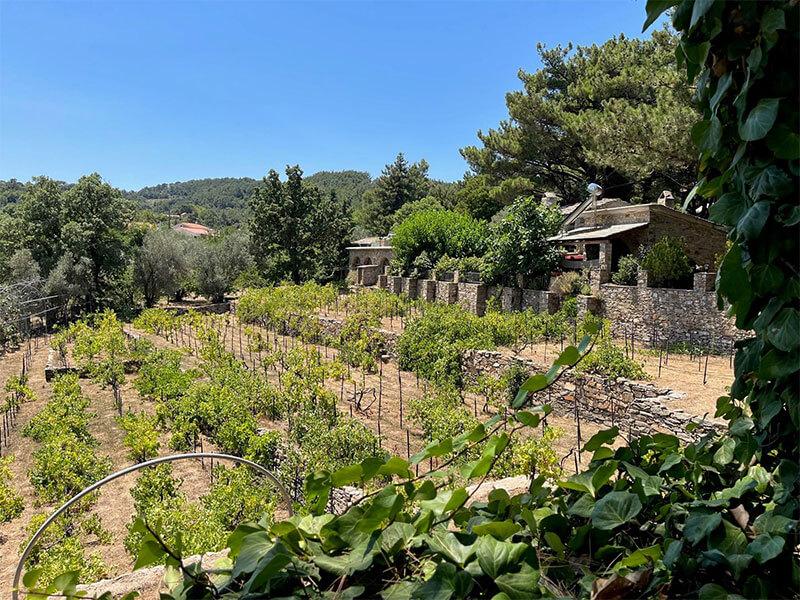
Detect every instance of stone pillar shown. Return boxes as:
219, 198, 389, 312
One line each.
637, 270, 650, 288
598, 241, 612, 285
436, 281, 458, 304
576, 295, 601, 320
419, 279, 437, 302
401, 277, 419, 299
378, 274, 388, 289
389, 276, 403, 295
457, 283, 488, 316
693, 272, 716, 293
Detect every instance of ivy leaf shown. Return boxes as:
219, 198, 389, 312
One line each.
690, 0, 716, 28
495, 562, 540, 598
750, 264, 784, 295
767, 308, 800, 352
555, 346, 580, 366
753, 512, 797, 535
591, 491, 642, 530
613, 545, 661, 572
583, 426, 619, 452
331, 464, 363, 487
766, 124, 800, 159
642, 0, 678, 31
514, 410, 541, 428
472, 520, 521, 540
747, 534, 785, 564
750, 165, 792, 199
759, 349, 800, 379
413, 561, 473, 600
378, 457, 413, 479
698, 583, 733, 599
708, 192, 746, 227
710, 72, 733, 112
713, 438, 735, 466
426, 530, 476, 567
682, 40, 710, 65
232, 531, 275, 577
475, 535, 528, 578
739, 98, 780, 141
134, 539, 168, 570
692, 117, 722, 152
684, 511, 722, 544
737, 201, 770, 240
761, 7, 786, 34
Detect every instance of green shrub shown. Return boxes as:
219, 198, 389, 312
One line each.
407, 387, 478, 443
202, 465, 277, 530
117, 411, 161, 463
434, 255, 486, 276
504, 426, 564, 482
397, 304, 497, 387
0, 457, 23, 522
292, 414, 385, 473
391, 209, 489, 275
29, 436, 112, 504
337, 311, 384, 372
549, 271, 591, 297
22, 375, 94, 443
640, 236, 693, 288
482, 195, 562, 285
22, 513, 109, 588
579, 335, 646, 380
611, 254, 639, 285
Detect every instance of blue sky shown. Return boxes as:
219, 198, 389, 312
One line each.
0, 1, 660, 190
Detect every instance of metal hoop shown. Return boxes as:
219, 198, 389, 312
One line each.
12, 452, 293, 600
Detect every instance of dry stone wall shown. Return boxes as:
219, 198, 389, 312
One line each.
462, 349, 721, 443
599, 272, 746, 351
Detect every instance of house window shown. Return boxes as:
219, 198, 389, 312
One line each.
585, 243, 600, 260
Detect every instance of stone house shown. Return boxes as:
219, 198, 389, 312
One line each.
346, 237, 393, 286
548, 192, 727, 287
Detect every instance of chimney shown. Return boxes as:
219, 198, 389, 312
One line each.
657, 190, 675, 207
542, 191, 560, 207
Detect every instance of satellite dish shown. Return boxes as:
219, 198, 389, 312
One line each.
587, 183, 603, 195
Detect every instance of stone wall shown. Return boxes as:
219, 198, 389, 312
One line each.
462, 349, 721, 443
599, 272, 745, 351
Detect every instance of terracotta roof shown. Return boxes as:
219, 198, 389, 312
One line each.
172, 222, 214, 236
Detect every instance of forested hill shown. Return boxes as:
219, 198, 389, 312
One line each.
126, 170, 373, 227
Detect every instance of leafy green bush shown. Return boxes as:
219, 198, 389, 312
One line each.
408, 387, 478, 443
22, 374, 94, 443
391, 209, 489, 275
202, 465, 277, 530
482, 195, 562, 286
117, 411, 161, 463
549, 271, 591, 297
22, 513, 109, 589
640, 236, 693, 288
502, 426, 564, 482
291, 414, 384, 473
397, 304, 497, 387
434, 255, 486, 276
0, 457, 23, 522
28, 436, 112, 504
578, 333, 647, 380
337, 311, 384, 372
611, 254, 639, 285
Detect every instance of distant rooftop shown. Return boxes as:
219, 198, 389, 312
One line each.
172, 222, 214, 237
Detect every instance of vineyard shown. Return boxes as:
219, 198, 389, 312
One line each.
0, 283, 734, 590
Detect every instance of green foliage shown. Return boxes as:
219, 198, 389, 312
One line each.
462, 30, 697, 203
337, 311, 383, 372
133, 228, 192, 307
117, 411, 161, 463
292, 414, 384, 474
391, 209, 489, 276
396, 304, 498, 387
391, 196, 444, 228
408, 387, 478, 444
549, 271, 591, 297
202, 466, 277, 530
504, 426, 564, 482
0, 457, 24, 522
640, 236, 693, 288
482, 196, 562, 286
434, 254, 486, 277
236, 282, 336, 332
29, 436, 112, 505
22, 374, 94, 443
578, 334, 646, 380
354, 153, 431, 235
22, 513, 109, 589
611, 254, 640, 285
135, 348, 199, 402
193, 230, 253, 302
249, 165, 351, 284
